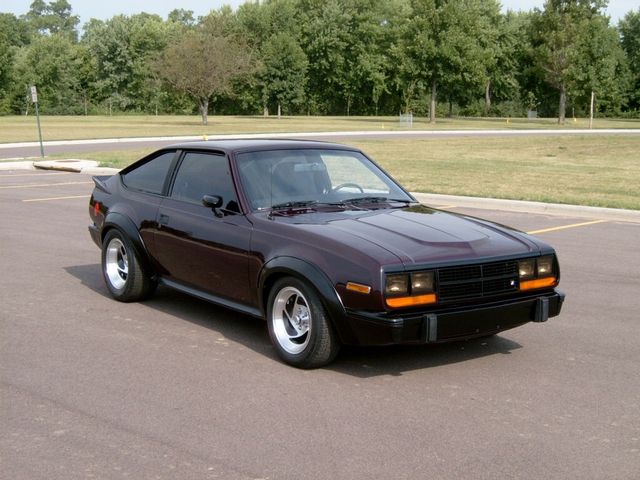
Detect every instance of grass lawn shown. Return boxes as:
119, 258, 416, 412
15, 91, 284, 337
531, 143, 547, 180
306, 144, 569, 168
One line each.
350, 135, 640, 210
1, 114, 639, 143
46, 134, 640, 210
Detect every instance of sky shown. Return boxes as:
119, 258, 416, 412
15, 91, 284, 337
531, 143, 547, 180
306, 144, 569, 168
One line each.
1, 0, 637, 27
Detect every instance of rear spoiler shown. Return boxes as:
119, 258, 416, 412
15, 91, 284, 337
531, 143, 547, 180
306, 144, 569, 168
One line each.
92, 175, 112, 194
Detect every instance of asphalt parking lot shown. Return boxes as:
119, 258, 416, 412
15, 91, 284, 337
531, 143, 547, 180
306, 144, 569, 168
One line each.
1, 169, 639, 479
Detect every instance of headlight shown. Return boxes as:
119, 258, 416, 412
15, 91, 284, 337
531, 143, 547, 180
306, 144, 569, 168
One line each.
411, 271, 434, 294
385, 274, 409, 296
518, 259, 536, 280
536, 255, 554, 277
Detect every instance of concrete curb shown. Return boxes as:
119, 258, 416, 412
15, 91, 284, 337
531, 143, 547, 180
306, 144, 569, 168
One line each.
0, 160, 35, 170
33, 159, 99, 173
0, 159, 120, 174
412, 193, 640, 223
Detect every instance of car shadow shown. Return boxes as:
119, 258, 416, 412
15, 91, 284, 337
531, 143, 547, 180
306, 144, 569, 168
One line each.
66, 263, 523, 378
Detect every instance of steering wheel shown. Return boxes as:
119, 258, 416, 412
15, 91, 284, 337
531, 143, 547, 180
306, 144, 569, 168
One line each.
332, 182, 364, 193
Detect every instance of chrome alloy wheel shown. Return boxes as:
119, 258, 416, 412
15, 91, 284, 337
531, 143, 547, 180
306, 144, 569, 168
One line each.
104, 237, 129, 290
272, 286, 312, 354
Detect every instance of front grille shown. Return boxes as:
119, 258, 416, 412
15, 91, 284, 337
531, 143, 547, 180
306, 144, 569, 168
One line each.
436, 260, 519, 302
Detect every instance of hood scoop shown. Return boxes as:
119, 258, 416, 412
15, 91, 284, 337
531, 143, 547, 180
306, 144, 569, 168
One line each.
357, 210, 491, 247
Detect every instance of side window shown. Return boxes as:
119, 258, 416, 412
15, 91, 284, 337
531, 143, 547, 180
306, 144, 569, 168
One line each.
121, 151, 174, 195
171, 152, 240, 213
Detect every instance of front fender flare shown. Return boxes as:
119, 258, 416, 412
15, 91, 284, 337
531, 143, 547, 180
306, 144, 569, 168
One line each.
258, 256, 357, 344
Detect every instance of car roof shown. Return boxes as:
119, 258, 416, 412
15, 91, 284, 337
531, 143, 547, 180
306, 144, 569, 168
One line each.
165, 138, 360, 154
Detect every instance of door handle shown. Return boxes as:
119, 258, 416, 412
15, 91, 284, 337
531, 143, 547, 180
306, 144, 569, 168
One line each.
158, 214, 170, 226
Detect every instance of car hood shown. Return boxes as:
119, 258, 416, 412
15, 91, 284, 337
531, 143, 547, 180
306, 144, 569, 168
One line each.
269, 205, 543, 267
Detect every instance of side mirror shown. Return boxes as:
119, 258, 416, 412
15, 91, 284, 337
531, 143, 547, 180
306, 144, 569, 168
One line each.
202, 194, 224, 217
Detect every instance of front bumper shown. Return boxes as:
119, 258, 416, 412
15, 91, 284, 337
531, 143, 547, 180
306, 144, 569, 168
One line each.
340, 290, 565, 346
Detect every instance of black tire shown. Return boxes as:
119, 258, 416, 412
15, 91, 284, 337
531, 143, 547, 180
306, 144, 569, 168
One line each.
101, 229, 156, 302
267, 277, 340, 368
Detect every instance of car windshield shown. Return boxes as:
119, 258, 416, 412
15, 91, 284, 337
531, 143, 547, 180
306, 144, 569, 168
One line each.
235, 148, 414, 211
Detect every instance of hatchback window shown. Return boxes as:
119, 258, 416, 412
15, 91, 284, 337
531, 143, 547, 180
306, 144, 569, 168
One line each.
171, 152, 240, 213
121, 151, 174, 194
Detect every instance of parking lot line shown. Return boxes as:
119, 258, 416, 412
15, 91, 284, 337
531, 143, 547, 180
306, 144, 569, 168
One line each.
0, 181, 93, 189
0, 172, 72, 178
23, 195, 91, 203
527, 219, 607, 235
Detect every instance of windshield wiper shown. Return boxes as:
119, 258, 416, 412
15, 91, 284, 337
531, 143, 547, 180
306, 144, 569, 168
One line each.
270, 200, 318, 210
341, 196, 413, 205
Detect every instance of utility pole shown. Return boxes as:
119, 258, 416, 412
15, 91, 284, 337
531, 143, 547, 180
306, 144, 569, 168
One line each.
30, 85, 45, 158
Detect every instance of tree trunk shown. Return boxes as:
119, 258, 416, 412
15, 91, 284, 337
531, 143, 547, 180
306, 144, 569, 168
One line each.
199, 98, 209, 125
589, 91, 595, 129
346, 97, 351, 116
277, 103, 281, 119
263, 105, 269, 117
448, 98, 453, 117
558, 85, 566, 125
430, 78, 437, 124
484, 80, 491, 116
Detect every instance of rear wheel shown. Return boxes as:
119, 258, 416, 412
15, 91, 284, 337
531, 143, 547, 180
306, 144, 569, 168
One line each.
267, 277, 340, 368
102, 229, 156, 302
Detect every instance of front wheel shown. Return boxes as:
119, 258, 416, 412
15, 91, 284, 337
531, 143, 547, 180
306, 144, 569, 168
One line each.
267, 277, 340, 368
102, 229, 156, 302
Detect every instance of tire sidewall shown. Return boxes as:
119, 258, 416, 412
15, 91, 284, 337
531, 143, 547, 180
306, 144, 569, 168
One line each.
267, 276, 336, 368
101, 229, 137, 300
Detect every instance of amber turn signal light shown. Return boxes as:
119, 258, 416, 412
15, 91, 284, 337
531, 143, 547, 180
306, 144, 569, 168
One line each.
346, 282, 372, 294
386, 293, 437, 308
519, 276, 557, 291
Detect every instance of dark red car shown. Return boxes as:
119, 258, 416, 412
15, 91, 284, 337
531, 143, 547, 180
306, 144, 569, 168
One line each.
89, 140, 564, 368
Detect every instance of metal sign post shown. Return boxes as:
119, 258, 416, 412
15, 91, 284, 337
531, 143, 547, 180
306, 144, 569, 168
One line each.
30, 86, 45, 157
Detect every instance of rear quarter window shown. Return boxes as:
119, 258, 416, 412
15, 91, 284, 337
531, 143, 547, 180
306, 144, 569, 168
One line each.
121, 151, 175, 194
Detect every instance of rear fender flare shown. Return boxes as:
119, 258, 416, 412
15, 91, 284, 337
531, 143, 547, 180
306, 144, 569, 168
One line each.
102, 212, 156, 279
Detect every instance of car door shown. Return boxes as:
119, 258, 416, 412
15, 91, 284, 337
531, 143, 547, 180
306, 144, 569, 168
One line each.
153, 151, 254, 306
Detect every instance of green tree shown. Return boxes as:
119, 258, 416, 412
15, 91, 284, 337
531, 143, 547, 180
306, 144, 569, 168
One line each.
157, 13, 254, 124
82, 13, 176, 113
234, 0, 302, 113
482, 8, 521, 115
300, 0, 399, 115
0, 13, 31, 113
619, 8, 640, 110
168, 9, 196, 27
259, 33, 308, 115
24, 0, 79, 40
531, 0, 610, 124
10, 33, 91, 114
569, 13, 628, 120
403, 0, 497, 123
